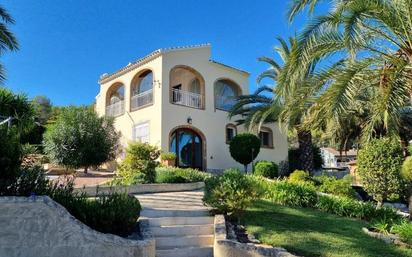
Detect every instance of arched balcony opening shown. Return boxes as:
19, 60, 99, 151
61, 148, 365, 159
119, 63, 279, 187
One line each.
105, 82, 125, 117
130, 69, 154, 111
169, 66, 205, 109
214, 79, 242, 111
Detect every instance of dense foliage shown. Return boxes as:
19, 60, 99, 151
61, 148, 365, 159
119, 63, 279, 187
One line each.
254, 160, 279, 178
357, 138, 405, 205
288, 146, 323, 174
114, 142, 160, 184
203, 169, 262, 218
160, 152, 176, 161
155, 166, 211, 183
314, 175, 356, 198
229, 133, 261, 172
43, 106, 119, 172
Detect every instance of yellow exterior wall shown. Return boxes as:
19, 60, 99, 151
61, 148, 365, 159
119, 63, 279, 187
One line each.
95, 45, 288, 172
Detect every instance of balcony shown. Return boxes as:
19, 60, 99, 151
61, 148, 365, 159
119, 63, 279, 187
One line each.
172, 89, 203, 109
215, 95, 237, 111
131, 89, 153, 111
106, 100, 124, 117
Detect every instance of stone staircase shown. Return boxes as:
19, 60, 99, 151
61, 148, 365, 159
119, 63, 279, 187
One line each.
136, 190, 214, 257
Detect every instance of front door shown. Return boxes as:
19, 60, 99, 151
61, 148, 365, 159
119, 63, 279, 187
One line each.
170, 128, 202, 170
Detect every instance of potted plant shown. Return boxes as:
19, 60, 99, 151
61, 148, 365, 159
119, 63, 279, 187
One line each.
160, 152, 176, 167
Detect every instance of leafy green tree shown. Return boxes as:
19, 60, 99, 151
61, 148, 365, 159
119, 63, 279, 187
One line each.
401, 156, 412, 218
0, 88, 34, 192
32, 95, 52, 125
358, 138, 405, 206
229, 133, 261, 172
43, 106, 119, 173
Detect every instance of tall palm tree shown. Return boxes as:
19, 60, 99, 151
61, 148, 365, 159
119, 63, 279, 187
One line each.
0, 5, 18, 82
284, 0, 412, 142
230, 37, 325, 173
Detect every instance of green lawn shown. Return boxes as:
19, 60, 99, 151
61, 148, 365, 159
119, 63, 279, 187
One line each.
241, 200, 412, 257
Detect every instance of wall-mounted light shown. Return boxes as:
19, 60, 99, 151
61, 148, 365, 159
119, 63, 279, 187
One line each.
187, 116, 192, 124
154, 80, 161, 88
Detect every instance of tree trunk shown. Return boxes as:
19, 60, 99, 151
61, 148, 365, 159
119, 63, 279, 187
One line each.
408, 193, 412, 220
84, 166, 88, 174
244, 164, 248, 174
297, 129, 314, 174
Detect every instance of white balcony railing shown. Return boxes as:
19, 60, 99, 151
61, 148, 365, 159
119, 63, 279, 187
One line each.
172, 89, 203, 109
106, 100, 124, 117
131, 89, 153, 111
215, 95, 237, 111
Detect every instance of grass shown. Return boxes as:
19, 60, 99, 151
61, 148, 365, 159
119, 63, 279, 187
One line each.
241, 200, 412, 257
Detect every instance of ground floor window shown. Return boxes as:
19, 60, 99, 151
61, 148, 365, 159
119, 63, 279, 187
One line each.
226, 124, 237, 143
259, 127, 273, 148
133, 122, 149, 143
170, 128, 203, 170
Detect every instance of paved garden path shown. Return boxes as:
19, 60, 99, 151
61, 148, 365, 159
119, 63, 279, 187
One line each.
135, 190, 214, 257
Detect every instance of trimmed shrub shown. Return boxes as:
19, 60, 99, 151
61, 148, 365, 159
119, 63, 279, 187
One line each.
113, 142, 160, 185
392, 221, 412, 244
314, 175, 356, 198
155, 167, 210, 183
265, 180, 317, 207
254, 161, 278, 178
160, 152, 176, 161
288, 170, 312, 185
229, 133, 261, 172
357, 138, 405, 205
203, 169, 261, 218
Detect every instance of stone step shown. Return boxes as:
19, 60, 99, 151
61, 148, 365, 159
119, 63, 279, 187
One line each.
156, 235, 214, 249
156, 246, 213, 257
151, 224, 214, 237
141, 209, 209, 218
149, 216, 214, 226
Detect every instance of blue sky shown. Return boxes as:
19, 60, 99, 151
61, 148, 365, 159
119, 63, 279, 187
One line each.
2, 0, 316, 106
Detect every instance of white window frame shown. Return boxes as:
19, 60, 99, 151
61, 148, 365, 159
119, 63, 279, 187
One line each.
132, 122, 150, 143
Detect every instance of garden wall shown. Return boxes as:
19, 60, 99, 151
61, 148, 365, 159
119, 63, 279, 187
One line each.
213, 215, 297, 257
75, 181, 205, 196
0, 196, 155, 257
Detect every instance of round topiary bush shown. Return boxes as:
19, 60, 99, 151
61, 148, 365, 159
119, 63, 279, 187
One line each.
254, 161, 278, 178
229, 133, 261, 172
357, 137, 404, 206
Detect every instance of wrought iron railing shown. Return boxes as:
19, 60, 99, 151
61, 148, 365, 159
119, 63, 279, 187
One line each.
172, 89, 203, 109
105, 100, 124, 117
131, 89, 153, 111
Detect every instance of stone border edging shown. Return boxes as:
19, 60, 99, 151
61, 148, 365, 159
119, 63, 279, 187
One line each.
362, 227, 412, 248
75, 182, 205, 196
213, 215, 298, 257
0, 196, 156, 257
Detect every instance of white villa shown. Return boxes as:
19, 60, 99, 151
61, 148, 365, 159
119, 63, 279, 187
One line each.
95, 44, 288, 172
321, 147, 357, 169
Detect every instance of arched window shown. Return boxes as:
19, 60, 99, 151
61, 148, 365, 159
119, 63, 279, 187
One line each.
259, 127, 274, 148
106, 83, 125, 117
132, 70, 153, 95
214, 79, 241, 111
131, 70, 154, 110
225, 124, 237, 143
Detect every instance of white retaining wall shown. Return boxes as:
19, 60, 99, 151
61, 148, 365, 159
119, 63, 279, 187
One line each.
0, 196, 155, 257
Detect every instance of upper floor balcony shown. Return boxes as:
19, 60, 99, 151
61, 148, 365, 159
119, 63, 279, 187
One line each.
171, 89, 203, 109
106, 100, 124, 117
131, 89, 153, 111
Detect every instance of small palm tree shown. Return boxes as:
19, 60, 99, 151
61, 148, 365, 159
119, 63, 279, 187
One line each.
0, 5, 18, 82
230, 37, 324, 173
